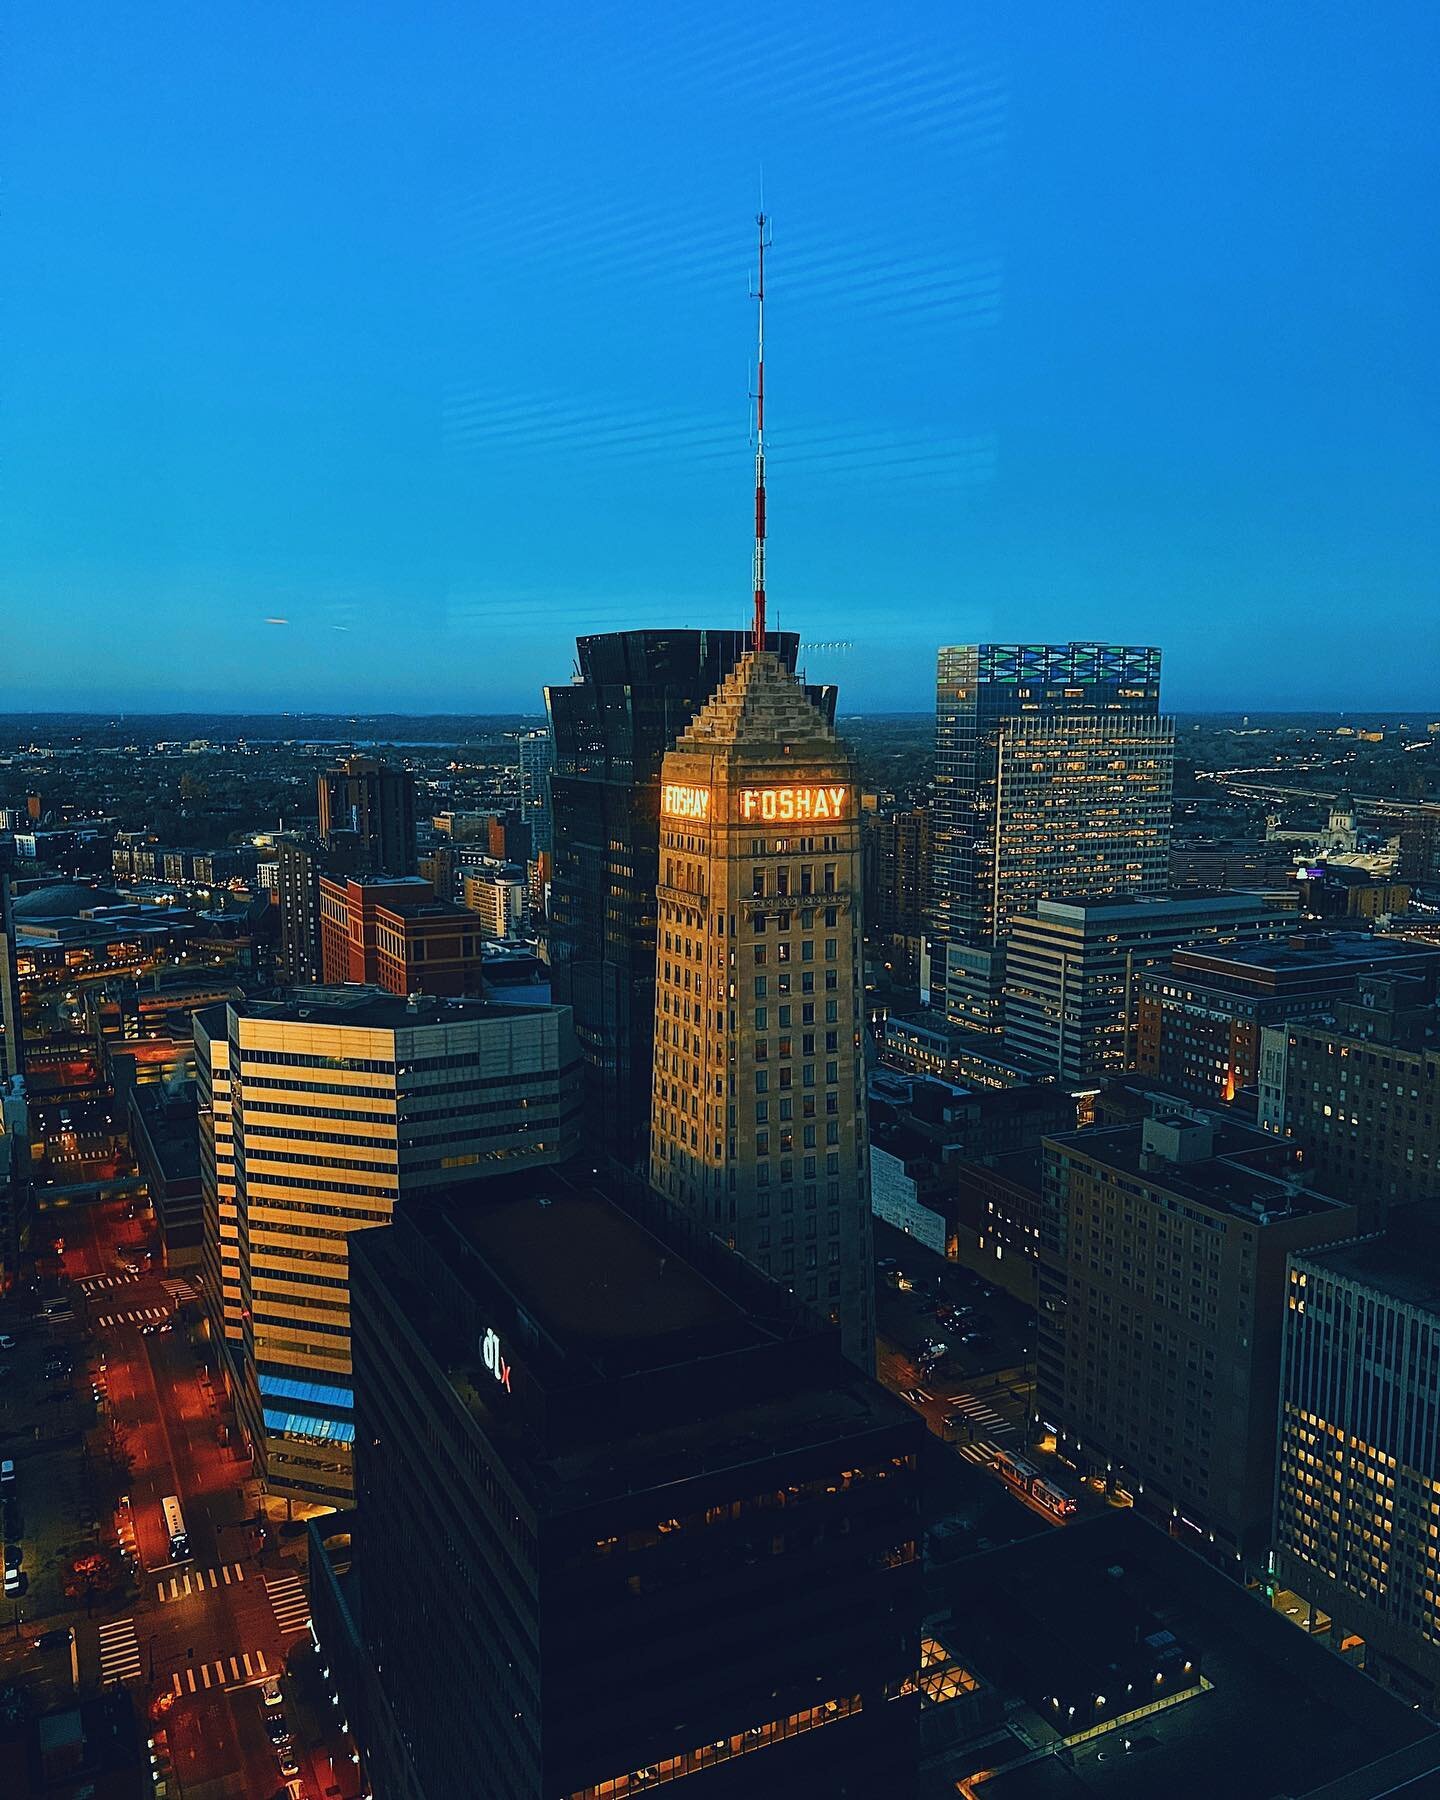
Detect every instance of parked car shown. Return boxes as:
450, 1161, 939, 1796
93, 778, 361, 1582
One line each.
4, 1567, 24, 1597
0, 1335, 16, 1351
265, 1712, 291, 1745
3, 1546, 21, 1571
260, 1677, 283, 1709
32, 1627, 73, 1651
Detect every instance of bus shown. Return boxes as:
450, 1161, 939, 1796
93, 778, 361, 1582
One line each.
991, 1452, 1077, 1521
1031, 1478, 1078, 1520
992, 1449, 1042, 1492
161, 1495, 189, 1561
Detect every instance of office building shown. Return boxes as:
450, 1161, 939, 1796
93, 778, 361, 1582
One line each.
0, 873, 26, 1085
317, 754, 418, 876
879, 1006, 1053, 1090
930, 643, 1173, 1029
0, 1077, 31, 1295
194, 1006, 241, 1361
863, 805, 931, 936
1003, 892, 1291, 1083
546, 628, 829, 1171
462, 868, 528, 940
1265, 975, 1440, 1233
335, 1170, 922, 1799
274, 833, 330, 987
869, 1075, 1072, 1268
647, 650, 873, 1367
199, 989, 580, 1507
1133, 932, 1440, 1105
517, 727, 556, 856
1037, 1115, 1355, 1564
127, 1080, 203, 1270
1170, 838, 1301, 893
318, 875, 486, 997
1276, 1216, 1440, 1709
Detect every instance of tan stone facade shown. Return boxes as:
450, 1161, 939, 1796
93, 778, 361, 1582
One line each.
648, 652, 874, 1367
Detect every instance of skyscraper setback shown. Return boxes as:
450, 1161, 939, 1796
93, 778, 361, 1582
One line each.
929, 642, 1173, 1028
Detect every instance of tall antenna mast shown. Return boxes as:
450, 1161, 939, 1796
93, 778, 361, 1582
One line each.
751, 209, 771, 656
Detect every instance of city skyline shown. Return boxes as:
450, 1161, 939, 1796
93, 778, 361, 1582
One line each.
4, 2, 1438, 715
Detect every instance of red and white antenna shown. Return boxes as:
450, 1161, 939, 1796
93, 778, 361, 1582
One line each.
751, 209, 772, 655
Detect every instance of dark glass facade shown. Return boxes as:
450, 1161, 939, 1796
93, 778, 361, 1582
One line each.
546, 629, 834, 1171
344, 1172, 922, 1800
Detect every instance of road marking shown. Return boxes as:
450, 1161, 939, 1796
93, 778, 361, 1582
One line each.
165, 1649, 272, 1696
265, 1572, 311, 1634
157, 1563, 247, 1602
97, 1617, 142, 1684
945, 1392, 1015, 1437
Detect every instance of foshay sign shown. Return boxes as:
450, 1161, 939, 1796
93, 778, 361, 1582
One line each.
661, 783, 850, 823
740, 785, 848, 822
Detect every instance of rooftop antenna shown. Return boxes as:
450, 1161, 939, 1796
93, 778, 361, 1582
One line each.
750, 206, 772, 656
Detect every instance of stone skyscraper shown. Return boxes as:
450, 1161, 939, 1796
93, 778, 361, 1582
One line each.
648, 650, 873, 1368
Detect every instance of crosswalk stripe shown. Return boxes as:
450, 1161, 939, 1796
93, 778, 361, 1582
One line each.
200, 1663, 212, 1688
186, 1667, 196, 1692
235, 1564, 244, 1583
257, 1650, 267, 1672
222, 1565, 231, 1584
171, 1673, 182, 1695
242, 1652, 253, 1677
230, 1656, 241, 1680
155, 1581, 164, 1602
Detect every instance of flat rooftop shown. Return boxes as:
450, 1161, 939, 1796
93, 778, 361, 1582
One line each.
1295, 1218, 1440, 1318
1173, 932, 1437, 978
1047, 1121, 1348, 1224
252, 990, 545, 1029
448, 1185, 767, 1377
933, 1511, 1437, 1800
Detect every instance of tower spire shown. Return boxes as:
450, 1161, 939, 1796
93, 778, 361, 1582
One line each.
751, 209, 771, 656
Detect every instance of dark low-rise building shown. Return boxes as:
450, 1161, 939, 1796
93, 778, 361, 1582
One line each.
1133, 931, 1440, 1105
337, 1169, 924, 1800
125, 1077, 202, 1269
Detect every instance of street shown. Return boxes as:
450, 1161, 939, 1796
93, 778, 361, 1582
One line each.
0, 1189, 360, 1799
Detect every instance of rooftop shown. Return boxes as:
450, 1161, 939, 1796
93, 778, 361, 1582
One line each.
1171, 931, 1438, 981
1294, 1214, 1440, 1318
445, 1183, 766, 1378
932, 1511, 1437, 1800
1046, 1118, 1349, 1225
1027, 891, 1285, 926
252, 988, 548, 1030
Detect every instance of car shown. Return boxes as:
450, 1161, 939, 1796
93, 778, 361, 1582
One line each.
3, 1546, 21, 1571
0, 1460, 15, 1487
260, 1677, 283, 1709
276, 1746, 300, 1777
265, 1713, 291, 1745
0, 1335, 16, 1351
3, 1567, 23, 1597
32, 1627, 73, 1650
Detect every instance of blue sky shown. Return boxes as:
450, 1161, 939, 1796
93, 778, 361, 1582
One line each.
3, 1, 1437, 713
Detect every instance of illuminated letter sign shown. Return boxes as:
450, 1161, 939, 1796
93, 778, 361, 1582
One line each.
662, 784, 711, 820
739, 785, 848, 823
481, 1327, 512, 1394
